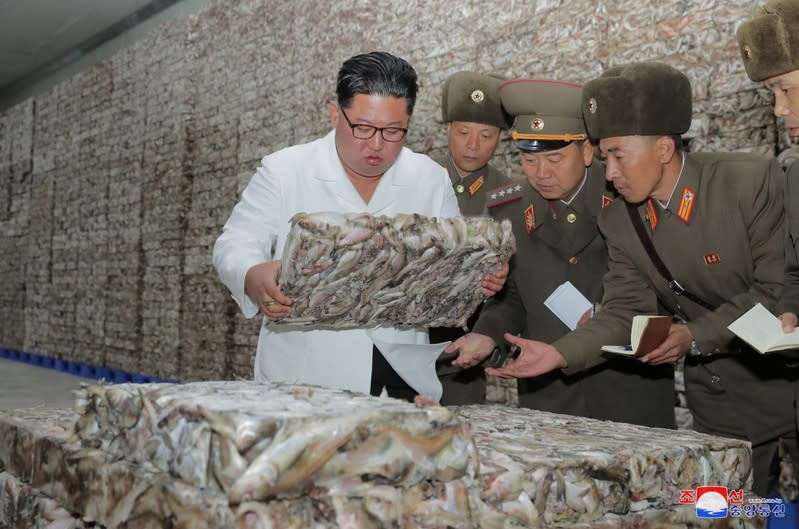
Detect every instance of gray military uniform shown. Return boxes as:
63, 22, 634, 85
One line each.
474, 165, 675, 427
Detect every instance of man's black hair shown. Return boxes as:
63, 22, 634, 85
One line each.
336, 51, 418, 115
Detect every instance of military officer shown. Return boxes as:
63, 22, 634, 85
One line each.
738, 1, 799, 335
438, 71, 509, 214
444, 79, 675, 427
484, 62, 798, 497
431, 71, 510, 405
738, 0, 799, 496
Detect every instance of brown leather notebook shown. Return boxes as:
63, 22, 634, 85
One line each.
601, 315, 672, 357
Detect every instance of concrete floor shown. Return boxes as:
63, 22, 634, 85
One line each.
0, 358, 94, 410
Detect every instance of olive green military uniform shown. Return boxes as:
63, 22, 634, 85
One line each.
781, 163, 799, 473
781, 163, 799, 318
474, 168, 675, 427
432, 71, 509, 405
443, 156, 506, 215
738, 0, 799, 497
553, 62, 798, 496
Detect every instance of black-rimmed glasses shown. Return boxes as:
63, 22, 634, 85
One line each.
339, 107, 408, 142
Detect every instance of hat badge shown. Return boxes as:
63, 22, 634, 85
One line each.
742, 44, 752, 60
588, 97, 598, 114
471, 89, 485, 103
532, 118, 545, 130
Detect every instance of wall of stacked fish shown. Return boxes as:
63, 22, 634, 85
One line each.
0, 381, 760, 528
0, 0, 789, 394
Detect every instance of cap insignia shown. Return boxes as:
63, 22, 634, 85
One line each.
742, 45, 752, 60
532, 118, 545, 131
471, 89, 485, 103
588, 97, 598, 114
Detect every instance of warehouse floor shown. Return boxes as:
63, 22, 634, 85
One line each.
0, 358, 92, 410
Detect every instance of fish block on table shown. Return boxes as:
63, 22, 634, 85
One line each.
277, 212, 516, 329
72, 381, 477, 503
456, 405, 753, 526
0, 408, 236, 529
0, 408, 474, 529
0, 470, 86, 529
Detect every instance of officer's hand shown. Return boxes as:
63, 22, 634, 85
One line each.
485, 334, 566, 379
577, 303, 602, 327
481, 261, 509, 297
445, 333, 497, 368
639, 323, 691, 365
779, 312, 798, 333
244, 261, 292, 320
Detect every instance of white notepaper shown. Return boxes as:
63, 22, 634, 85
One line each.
727, 303, 799, 354
543, 281, 593, 331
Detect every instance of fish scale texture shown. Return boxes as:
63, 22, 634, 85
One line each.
278, 212, 516, 329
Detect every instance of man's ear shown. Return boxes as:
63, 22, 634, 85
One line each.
581, 140, 595, 167
329, 101, 339, 129
655, 135, 677, 164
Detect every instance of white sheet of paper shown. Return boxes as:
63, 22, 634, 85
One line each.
368, 332, 450, 401
544, 281, 593, 331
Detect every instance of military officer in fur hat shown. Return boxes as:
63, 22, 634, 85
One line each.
438, 71, 509, 214
739, 0, 799, 497
484, 62, 798, 497
443, 79, 675, 427
431, 71, 509, 405
738, 1, 799, 336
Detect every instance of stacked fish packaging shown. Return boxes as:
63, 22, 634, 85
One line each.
0, 407, 236, 528
72, 381, 477, 503
0, 383, 760, 529
457, 405, 753, 526
0, 409, 472, 529
277, 212, 516, 328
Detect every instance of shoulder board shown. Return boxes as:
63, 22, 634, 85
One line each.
486, 180, 525, 208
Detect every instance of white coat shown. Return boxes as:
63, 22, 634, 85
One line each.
213, 130, 460, 399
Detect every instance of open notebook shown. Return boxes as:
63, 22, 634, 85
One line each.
727, 303, 799, 354
601, 315, 671, 357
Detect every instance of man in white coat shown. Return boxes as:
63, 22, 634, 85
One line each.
213, 51, 508, 402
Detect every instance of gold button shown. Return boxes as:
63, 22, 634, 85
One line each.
568, 256, 578, 265
455, 184, 464, 194
567, 213, 577, 223
711, 375, 720, 384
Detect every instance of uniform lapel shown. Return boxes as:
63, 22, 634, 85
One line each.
445, 156, 460, 188
531, 192, 562, 251
665, 154, 700, 226
562, 165, 607, 256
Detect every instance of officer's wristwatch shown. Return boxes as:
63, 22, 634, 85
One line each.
688, 340, 702, 356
